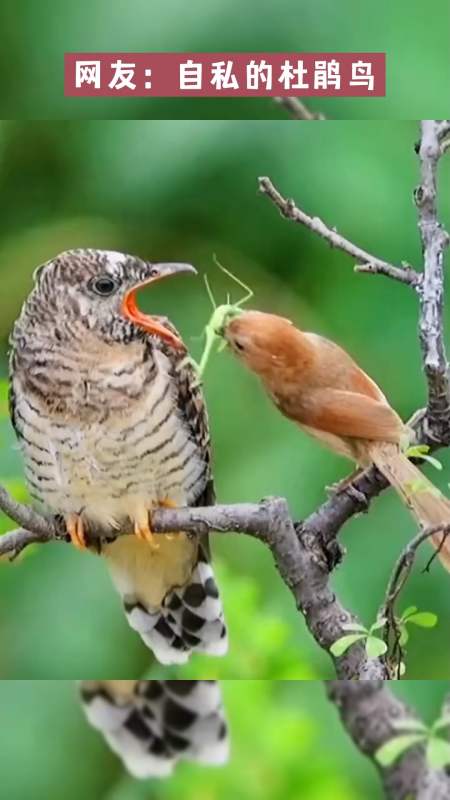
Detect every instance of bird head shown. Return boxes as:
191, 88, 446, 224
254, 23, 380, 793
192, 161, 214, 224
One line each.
223, 309, 299, 377
31, 249, 196, 349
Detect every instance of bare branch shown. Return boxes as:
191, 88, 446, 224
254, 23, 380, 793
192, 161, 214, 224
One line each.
0, 485, 56, 540
258, 176, 420, 287
416, 120, 450, 441
378, 524, 450, 677
273, 97, 325, 121
326, 681, 450, 800
0, 486, 387, 679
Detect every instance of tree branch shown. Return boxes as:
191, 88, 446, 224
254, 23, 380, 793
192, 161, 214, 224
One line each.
379, 524, 450, 677
0, 485, 55, 540
258, 176, 420, 287
416, 120, 450, 442
326, 681, 450, 800
273, 96, 325, 121
0, 490, 388, 679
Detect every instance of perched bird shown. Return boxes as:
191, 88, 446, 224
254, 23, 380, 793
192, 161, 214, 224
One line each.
80, 680, 229, 778
223, 309, 450, 571
9, 249, 227, 663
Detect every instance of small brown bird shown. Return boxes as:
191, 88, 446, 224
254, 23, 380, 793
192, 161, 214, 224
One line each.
80, 680, 229, 777
9, 249, 227, 663
223, 309, 450, 571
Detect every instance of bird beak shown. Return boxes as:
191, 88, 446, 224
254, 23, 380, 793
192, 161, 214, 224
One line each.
121, 262, 197, 349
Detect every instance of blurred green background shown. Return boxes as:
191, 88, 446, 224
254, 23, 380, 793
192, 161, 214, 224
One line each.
2, 0, 449, 119
1, 680, 449, 800
0, 120, 449, 680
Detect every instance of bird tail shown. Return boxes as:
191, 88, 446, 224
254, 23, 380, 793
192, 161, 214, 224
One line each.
369, 442, 450, 571
80, 680, 229, 778
103, 535, 228, 665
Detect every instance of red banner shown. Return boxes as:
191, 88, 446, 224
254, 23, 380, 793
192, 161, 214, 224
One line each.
64, 52, 385, 97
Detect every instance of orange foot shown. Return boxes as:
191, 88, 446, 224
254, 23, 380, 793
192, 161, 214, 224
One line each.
66, 514, 88, 551
134, 511, 160, 550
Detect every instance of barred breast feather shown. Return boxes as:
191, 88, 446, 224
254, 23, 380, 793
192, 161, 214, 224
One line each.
9, 314, 227, 664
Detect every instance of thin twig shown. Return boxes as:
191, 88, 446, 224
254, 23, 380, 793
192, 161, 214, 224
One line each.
379, 524, 450, 677
274, 96, 325, 121
258, 176, 420, 287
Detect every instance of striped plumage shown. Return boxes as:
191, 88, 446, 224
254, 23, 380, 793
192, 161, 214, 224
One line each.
9, 249, 227, 663
80, 680, 229, 777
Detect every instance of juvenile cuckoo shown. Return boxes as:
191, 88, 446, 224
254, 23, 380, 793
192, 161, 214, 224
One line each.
9, 249, 227, 664
80, 680, 229, 777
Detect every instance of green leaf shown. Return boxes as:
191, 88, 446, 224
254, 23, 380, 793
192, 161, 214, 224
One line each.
341, 622, 368, 633
406, 612, 438, 628
406, 444, 430, 457
405, 444, 443, 468
375, 734, 426, 767
398, 625, 409, 646
401, 605, 418, 619
330, 634, 366, 657
365, 636, 388, 659
421, 454, 443, 470
431, 715, 450, 734
392, 718, 428, 734
426, 737, 450, 769
369, 617, 387, 633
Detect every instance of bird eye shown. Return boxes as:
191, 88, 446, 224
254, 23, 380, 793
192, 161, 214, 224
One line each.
89, 276, 119, 296
234, 340, 245, 352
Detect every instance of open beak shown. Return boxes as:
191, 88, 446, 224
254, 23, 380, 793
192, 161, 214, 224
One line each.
121, 262, 196, 349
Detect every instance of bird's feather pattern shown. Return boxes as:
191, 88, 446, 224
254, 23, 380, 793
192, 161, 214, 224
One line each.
80, 680, 229, 778
8, 249, 227, 663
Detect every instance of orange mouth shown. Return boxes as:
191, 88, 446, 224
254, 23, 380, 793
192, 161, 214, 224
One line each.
120, 262, 196, 350
122, 289, 184, 349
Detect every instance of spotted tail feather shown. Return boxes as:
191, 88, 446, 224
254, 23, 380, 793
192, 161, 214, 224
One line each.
105, 536, 228, 665
125, 544, 228, 664
80, 680, 229, 778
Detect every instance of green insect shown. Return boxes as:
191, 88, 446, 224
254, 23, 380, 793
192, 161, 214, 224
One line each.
193, 256, 254, 378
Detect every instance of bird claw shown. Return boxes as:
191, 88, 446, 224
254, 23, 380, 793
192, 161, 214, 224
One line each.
66, 514, 88, 550
134, 518, 160, 550
133, 501, 181, 548
342, 484, 370, 509
326, 468, 364, 497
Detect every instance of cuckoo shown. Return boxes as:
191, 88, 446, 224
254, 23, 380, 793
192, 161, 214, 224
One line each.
9, 249, 227, 663
80, 680, 229, 777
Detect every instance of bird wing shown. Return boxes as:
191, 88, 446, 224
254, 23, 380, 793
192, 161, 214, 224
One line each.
155, 316, 215, 508
79, 680, 229, 778
298, 388, 404, 443
304, 333, 388, 402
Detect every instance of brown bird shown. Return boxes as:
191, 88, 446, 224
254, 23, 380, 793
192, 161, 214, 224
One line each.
80, 680, 229, 777
9, 249, 227, 663
223, 309, 450, 571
